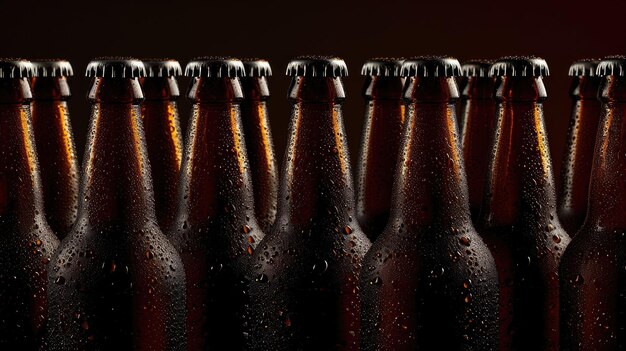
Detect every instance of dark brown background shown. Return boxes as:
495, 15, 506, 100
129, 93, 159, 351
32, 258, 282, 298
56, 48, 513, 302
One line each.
2, 0, 626, 182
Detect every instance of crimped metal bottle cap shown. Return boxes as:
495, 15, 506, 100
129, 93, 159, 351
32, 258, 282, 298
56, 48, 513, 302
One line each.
31, 59, 73, 77
142, 59, 182, 78
86, 57, 146, 78
361, 58, 404, 77
400, 56, 461, 77
596, 56, 626, 77
242, 58, 272, 77
0, 58, 35, 78
461, 60, 493, 77
489, 56, 550, 77
185, 57, 245, 78
286, 56, 348, 77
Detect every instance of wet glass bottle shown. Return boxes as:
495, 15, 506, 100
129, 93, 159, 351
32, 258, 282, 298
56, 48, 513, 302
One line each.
246, 56, 371, 351
558, 60, 601, 236
240, 58, 278, 235
360, 57, 499, 351
47, 58, 186, 351
0, 59, 59, 350
356, 58, 405, 241
560, 56, 626, 350
477, 57, 571, 351
140, 59, 183, 231
459, 60, 496, 222
30, 60, 79, 239
170, 57, 264, 350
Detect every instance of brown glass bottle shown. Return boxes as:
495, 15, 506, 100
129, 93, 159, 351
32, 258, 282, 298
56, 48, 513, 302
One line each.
0, 59, 59, 350
360, 57, 499, 351
30, 60, 79, 239
558, 60, 602, 236
459, 61, 496, 222
477, 57, 571, 351
246, 56, 371, 351
356, 58, 405, 241
240, 59, 278, 234
47, 58, 186, 351
170, 57, 264, 350
560, 56, 626, 350
140, 59, 183, 231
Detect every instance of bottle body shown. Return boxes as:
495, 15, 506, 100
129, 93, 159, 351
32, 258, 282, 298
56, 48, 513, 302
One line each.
0, 77, 59, 350
141, 76, 183, 231
48, 77, 186, 351
560, 75, 626, 350
360, 76, 499, 351
240, 76, 278, 235
460, 76, 497, 221
478, 76, 570, 350
170, 76, 263, 350
30, 76, 79, 239
247, 76, 371, 351
558, 76, 602, 235
356, 76, 405, 241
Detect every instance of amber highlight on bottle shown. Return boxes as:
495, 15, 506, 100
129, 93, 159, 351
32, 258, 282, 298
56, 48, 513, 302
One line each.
240, 58, 278, 235
247, 56, 371, 351
170, 57, 264, 350
558, 60, 602, 236
459, 60, 496, 221
140, 59, 183, 231
560, 56, 626, 350
360, 57, 499, 351
356, 58, 405, 241
477, 57, 570, 350
30, 60, 79, 239
0, 59, 59, 350
47, 58, 186, 351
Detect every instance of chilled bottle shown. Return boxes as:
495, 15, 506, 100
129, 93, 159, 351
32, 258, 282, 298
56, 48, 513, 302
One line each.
240, 58, 278, 234
140, 59, 183, 231
477, 57, 571, 350
560, 56, 626, 350
247, 56, 371, 351
558, 59, 601, 235
170, 57, 264, 350
356, 58, 405, 241
459, 60, 496, 221
30, 59, 79, 239
47, 58, 186, 351
360, 57, 499, 351
0, 58, 59, 350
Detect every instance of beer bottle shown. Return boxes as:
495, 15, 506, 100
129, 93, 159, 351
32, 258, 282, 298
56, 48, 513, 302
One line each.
47, 58, 186, 351
140, 59, 183, 231
477, 57, 571, 350
558, 60, 601, 235
170, 57, 264, 350
247, 56, 371, 351
356, 58, 405, 241
0, 59, 59, 350
240, 58, 278, 234
560, 56, 626, 350
30, 59, 79, 239
456, 72, 468, 129
459, 60, 496, 221
360, 57, 499, 351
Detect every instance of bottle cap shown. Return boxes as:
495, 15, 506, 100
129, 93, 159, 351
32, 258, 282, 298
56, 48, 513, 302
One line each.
461, 60, 493, 77
142, 59, 182, 77
400, 56, 461, 77
361, 58, 404, 77
489, 56, 549, 77
242, 58, 272, 77
31, 59, 73, 77
0, 58, 35, 78
185, 57, 245, 78
596, 56, 626, 77
86, 57, 146, 78
286, 56, 348, 77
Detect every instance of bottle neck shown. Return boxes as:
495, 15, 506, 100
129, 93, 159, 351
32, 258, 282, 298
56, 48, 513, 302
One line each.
140, 76, 180, 101
79, 78, 155, 226
586, 76, 626, 228
569, 76, 601, 100
278, 76, 355, 227
480, 76, 558, 227
30, 76, 71, 101
462, 76, 495, 100
0, 101, 46, 227
362, 76, 405, 100
241, 76, 270, 101
391, 77, 470, 227
177, 77, 254, 224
